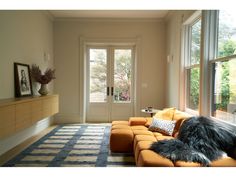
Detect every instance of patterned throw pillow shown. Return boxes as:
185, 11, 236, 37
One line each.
148, 118, 176, 136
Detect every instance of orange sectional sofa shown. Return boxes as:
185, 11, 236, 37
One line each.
109, 109, 236, 167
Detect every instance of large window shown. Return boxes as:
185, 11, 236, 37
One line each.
185, 18, 201, 112
217, 10, 236, 58
183, 10, 236, 124
211, 10, 236, 124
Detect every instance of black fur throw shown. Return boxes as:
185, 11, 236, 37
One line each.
150, 116, 236, 166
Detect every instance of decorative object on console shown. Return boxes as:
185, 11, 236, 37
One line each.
31, 64, 56, 96
14, 62, 33, 97
150, 116, 236, 166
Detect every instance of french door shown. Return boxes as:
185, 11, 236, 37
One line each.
86, 46, 134, 123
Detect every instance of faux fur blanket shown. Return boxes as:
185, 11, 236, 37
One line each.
150, 116, 236, 166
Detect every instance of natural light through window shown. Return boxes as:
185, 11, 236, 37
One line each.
218, 10, 236, 58
211, 10, 236, 124
114, 49, 132, 103
89, 49, 107, 103
212, 58, 236, 124
186, 18, 201, 112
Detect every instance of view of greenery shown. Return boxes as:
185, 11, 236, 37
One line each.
189, 68, 200, 110
90, 49, 107, 102
213, 11, 236, 112
89, 49, 131, 102
188, 19, 201, 110
114, 50, 132, 102
189, 11, 236, 113
191, 20, 201, 65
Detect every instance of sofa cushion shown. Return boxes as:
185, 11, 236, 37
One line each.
111, 124, 131, 130
133, 135, 157, 151
133, 130, 154, 136
112, 121, 129, 126
154, 107, 176, 120
174, 161, 202, 167
110, 129, 134, 152
210, 157, 236, 167
144, 117, 153, 127
155, 135, 174, 141
134, 141, 154, 163
131, 126, 148, 131
148, 118, 176, 136
129, 117, 147, 126
173, 110, 192, 121
152, 132, 164, 137
137, 150, 174, 167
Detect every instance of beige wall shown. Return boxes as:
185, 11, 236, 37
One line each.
165, 10, 195, 109
54, 18, 167, 123
0, 11, 54, 155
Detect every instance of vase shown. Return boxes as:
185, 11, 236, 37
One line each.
38, 84, 49, 96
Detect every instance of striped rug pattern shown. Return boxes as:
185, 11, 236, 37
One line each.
3, 124, 135, 167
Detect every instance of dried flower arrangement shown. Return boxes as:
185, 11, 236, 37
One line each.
31, 64, 56, 84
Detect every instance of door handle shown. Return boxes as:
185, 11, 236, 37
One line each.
107, 87, 109, 96
111, 87, 114, 96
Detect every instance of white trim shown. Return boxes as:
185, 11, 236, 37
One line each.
54, 17, 164, 23
183, 10, 201, 25
181, 12, 202, 114
209, 54, 236, 63
211, 116, 236, 127
200, 10, 218, 117
179, 25, 188, 111
79, 37, 141, 123
185, 64, 200, 69
185, 108, 199, 116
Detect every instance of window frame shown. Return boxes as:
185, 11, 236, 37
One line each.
182, 11, 202, 115
181, 10, 236, 125
209, 54, 236, 123
208, 10, 236, 125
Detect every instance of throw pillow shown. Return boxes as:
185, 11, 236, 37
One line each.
154, 107, 176, 120
148, 118, 176, 136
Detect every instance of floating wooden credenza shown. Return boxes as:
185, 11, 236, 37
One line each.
0, 94, 59, 139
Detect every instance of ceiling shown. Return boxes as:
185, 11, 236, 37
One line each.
50, 10, 169, 19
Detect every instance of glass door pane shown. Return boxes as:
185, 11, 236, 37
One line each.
89, 49, 107, 103
113, 49, 132, 103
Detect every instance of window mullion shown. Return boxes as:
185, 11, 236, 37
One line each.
199, 10, 218, 117
185, 64, 200, 69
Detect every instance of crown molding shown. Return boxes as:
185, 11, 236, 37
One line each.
41, 10, 55, 21
53, 17, 165, 23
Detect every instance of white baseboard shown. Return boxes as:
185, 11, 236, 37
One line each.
54, 114, 81, 124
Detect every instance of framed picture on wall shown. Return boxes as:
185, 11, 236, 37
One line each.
14, 62, 33, 97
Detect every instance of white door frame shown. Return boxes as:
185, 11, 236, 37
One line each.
79, 37, 141, 123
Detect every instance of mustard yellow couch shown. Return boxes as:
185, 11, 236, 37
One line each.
110, 109, 236, 167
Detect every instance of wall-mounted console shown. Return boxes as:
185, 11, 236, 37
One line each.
0, 94, 59, 139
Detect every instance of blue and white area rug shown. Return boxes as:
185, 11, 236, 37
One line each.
3, 124, 135, 167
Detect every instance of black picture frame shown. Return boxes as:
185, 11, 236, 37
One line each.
14, 62, 33, 97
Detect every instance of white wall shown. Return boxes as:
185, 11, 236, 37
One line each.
54, 18, 167, 123
165, 11, 195, 109
0, 11, 54, 155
